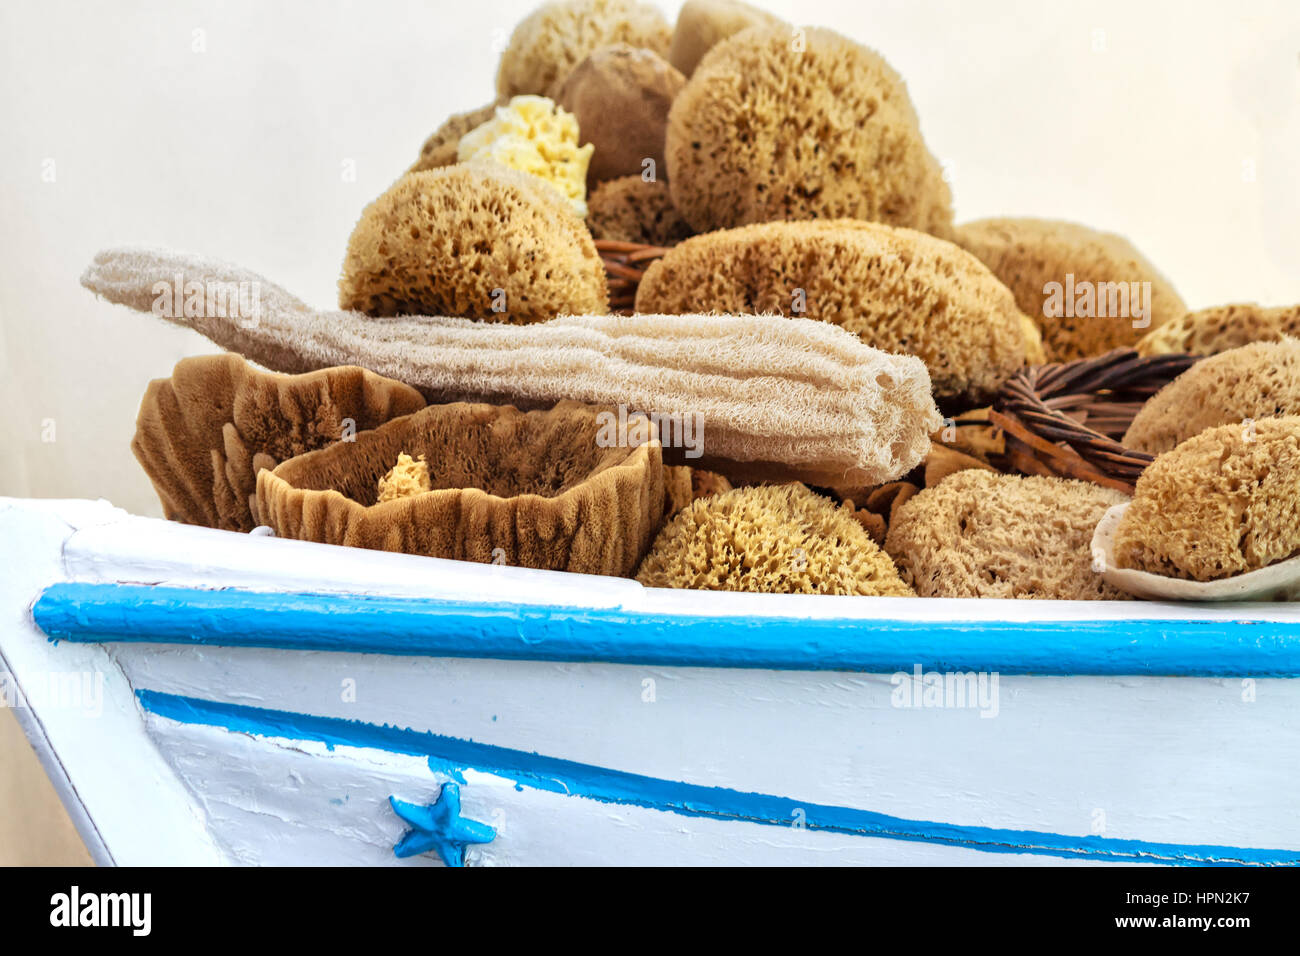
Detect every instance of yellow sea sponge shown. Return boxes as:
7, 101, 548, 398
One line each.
636, 483, 914, 595
496, 0, 672, 99
884, 470, 1129, 600
668, 0, 784, 76
1137, 303, 1300, 357
1125, 339, 1300, 454
635, 219, 1028, 406
665, 25, 953, 237
377, 452, 432, 502
586, 175, 694, 245
956, 218, 1186, 362
339, 164, 608, 321
410, 101, 501, 173
457, 95, 594, 217
1113, 417, 1300, 581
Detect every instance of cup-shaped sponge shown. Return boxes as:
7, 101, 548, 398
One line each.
257, 400, 666, 576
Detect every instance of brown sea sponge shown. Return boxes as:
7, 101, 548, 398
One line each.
668, 0, 784, 76
556, 44, 684, 187
132, 354, 426, 532
410, 102, 501, 173
635, 219, 1028, 405
884, 470, 1128, 599
636, 483, 914, 595
586, 175, 694, 245
665, 26, 953, 237
955, 218, 1186, 362
339, 165, 608, 321
258, 400, 666, 576
1112, 417, 1300, 581
496, 0, 672, 99
1124, 339, 1300, 454
1137, 303, 1300, 357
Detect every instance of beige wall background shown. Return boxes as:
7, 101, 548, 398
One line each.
1, 0, 1297, 863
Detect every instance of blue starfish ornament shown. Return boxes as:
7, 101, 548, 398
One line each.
389, 784, 496, 867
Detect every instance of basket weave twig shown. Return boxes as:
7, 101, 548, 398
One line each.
594, 239, 673, 314
991, 348, 1199, 494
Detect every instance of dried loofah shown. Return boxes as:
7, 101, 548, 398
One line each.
496, 0, 672, 100
1137, 303, 1300, 357
410, 101, 502, 173
556, 44, 684, 188
84, 246, 942, 488
665, 25, 953, 237
258, 400, 665, 576
635, 219, 1028, 405
1125, 339, 1300, 454
1112, 417, 1300, 581
636, 483, 914, 595
956, 218, 1186, 362
586, 175, 694, 245
339, 165, 608, 321
132, 354, 426, 532
668, 0, 784, 76
885, 470, 1128, 599
377, 452, 432, 502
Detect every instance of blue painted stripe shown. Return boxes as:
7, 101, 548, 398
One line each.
33, 581, 1300, 676
137, 689, 1299, 866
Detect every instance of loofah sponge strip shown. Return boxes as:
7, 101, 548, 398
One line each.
1124, 339, 1300, 454
131, 354, 426, 532
884, 470, 1129, 600
586, 175, 694, 245
1113, 417, 1300, 581
258, 400, 665, 576
1137, 303, 1300, 357
635, 219, 1028, 405
84, 246, 942, 488
636, 483, 914, 595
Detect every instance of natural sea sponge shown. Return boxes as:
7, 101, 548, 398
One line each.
668, 0, 784, 76
1137, 303, 1300, 357
496, 0, 672, 99
636, 483, 914, 595
377, 452, 432, 502
1112, 417, 1300, 581
132, 354, 426, 532
884, 470, 1128, 599
956, 218, 1186, 362
665, 26, 953, 237
556, 44, 684, 188
635, 219, 1028, 405
339, 165, 608, 321
410, 102, 501, 173
1125, 339, 1300, 454
258, 400, 665, 576
586, 175, 693, 245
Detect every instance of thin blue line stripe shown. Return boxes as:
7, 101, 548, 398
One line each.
34, 582, 1300, 676
136, 689, 1300, 866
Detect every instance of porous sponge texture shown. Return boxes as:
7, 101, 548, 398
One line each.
1137, 303, 1300, 357
956, 218, 1186, 362
668, 0, 784, 76
586, 175, 694, 245
132, 354, 426, 532
1125, 339, 1300, 454
496, 0, 672, 99
636, 483, 914, 595
665, 26, 953, 237
635, 219, 1028, 405
1113, 416, 1300, 581
884, 470, 1128, 599
411, 101, 501, 173
339, 165, 608, 321
258, 400, 666, 577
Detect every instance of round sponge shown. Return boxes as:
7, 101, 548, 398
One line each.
634, 219, 1028, 406
664, 25, 953, 237
635, 483, 914, 595
496, 0, 672, 100
1137, 303, 1300, 357
668, 0, 784, 77
1112, 416, 1300, 581
955, 218, 1186, 362
339, 165, 608, 321
410, 102, 501, 173
1125, 339, 1300, 454
884, 470, 1129, 600
586, 175, 694, 245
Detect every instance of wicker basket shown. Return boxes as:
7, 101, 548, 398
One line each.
991, 349, 1199, 494
594, 239, 672, 314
